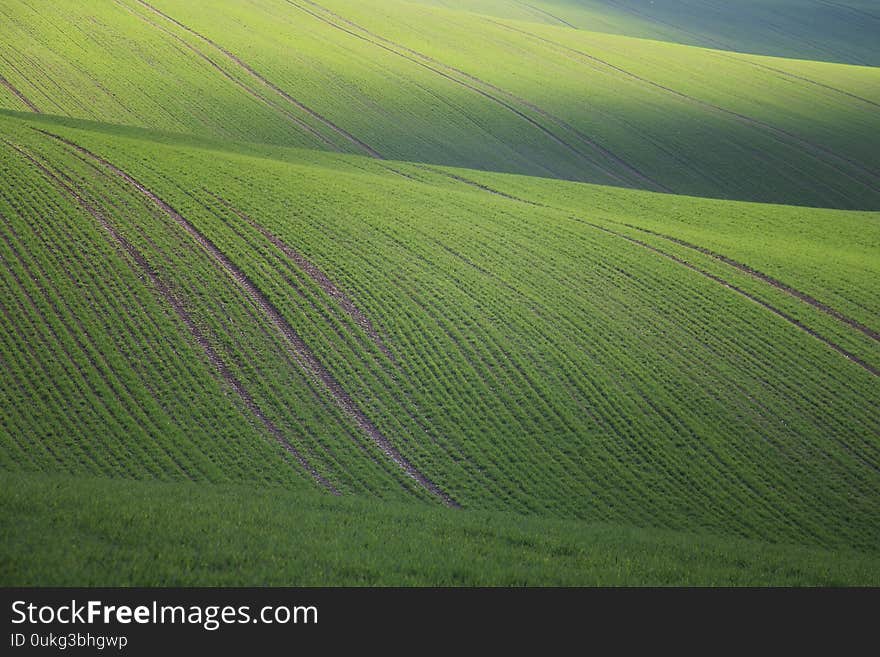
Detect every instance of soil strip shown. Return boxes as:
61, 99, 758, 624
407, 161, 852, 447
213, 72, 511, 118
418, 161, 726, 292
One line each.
111, 0, 338, 150
286, 0, 661, 188
208, 192, 394, 360
617, 222, 880, 343
490, 19, 880, 190
132, 0, 381, 158
0, 73, 39, 112
40, 130, 458, 507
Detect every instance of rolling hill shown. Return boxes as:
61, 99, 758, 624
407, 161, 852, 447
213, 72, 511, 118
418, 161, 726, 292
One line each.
1, 0, 878, 585
412, 0, 880, 66
1, 0, 878, 207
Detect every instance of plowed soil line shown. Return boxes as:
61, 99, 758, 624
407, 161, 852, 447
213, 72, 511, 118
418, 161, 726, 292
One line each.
579, 218, 878, 377
616, 222, 880, 343
717, 53, 880, 110
132, 0, 381, 158
41, 131, 458, 507
7, 138, 337, 492
209, 193, 394, 360
286, 0, 658, 188
294, 0, 667, 191
431, 162, 879, 346
492, 20, 880, 189
111, 0, 337, 150
0, 73, 39, 113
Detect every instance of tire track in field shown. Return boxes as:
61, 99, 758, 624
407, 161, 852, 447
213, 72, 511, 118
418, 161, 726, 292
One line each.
614, 222, 880, 343
489, 20, 880, 191
110, 0, 338, 151
285, 0, 666, 190
0, 73, 39, 112
295, 0, 671, 190
416, 164, 543, 205
714, 53, 880, 110
40, 130, 459, 508
207, 192, 395, 361
576, 219, 879, 377
8, 137, 338, 493
128, 0, 381, 158
423, 165, 879, 374
289, 0, 669, 191
515, 2, 576, 28
597, 0, 733, 51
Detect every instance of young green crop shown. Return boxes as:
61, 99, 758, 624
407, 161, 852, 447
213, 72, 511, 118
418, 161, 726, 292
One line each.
1, 0, 877, 207
2, 113, 877, 557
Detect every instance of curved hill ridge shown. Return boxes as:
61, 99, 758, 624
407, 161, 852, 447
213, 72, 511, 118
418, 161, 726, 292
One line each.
1, 113, 877, 554
412, 0, 880, 66
0, 0, 878, 208
1, 1, 878, 585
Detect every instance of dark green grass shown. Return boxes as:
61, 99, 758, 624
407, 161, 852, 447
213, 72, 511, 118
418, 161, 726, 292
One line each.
1, 0, 878, 207
415, 0, 880, 66
3, 470, 878, 586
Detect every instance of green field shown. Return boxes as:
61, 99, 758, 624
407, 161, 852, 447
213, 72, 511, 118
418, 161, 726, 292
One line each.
5, 471, 880, 586
1, 1, 878, 586
2, 0, 878, 207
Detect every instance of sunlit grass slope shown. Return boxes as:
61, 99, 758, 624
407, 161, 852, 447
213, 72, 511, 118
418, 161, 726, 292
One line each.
1, 0, 877, 207
2, 113, 878, 560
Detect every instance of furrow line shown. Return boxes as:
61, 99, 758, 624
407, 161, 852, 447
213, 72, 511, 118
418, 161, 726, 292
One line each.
118, 176, 431, 497
0, 72, 39, 112
813, 0, 880, 22
416, 164, 544, 204
111, 0, 339, 150
516, 2, 576, 28
299, 0, 672, 190
490, 20, 880, 189
428, 155, 879, 350
207, 192, 394, 361
577, 219, 878, 377
130, 0, 380, 157
1, 187, 209, 479
615, 221, 880, 343
716, 53, 880, 109
285, 0, 650, 186
41, 130, 458, 507
10, 137, 338, 493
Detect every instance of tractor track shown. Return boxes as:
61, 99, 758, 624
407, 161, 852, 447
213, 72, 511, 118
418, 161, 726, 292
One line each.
489, 19, 880, 191
715, 52, 880, 110
578, 219, 879, 377
424, 163, 879, 374
0, 73, 39, 113
39, 130, 458, 507
615, 222, 880, 343
285, 0, 665, 189
516, 2, 576, 29
111, 0, 338, 150
129, 0, 380, 158
208, 192, 395, 361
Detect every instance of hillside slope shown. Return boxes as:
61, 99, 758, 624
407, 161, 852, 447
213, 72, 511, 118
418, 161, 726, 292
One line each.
414, 0, 880, 66
1, 0, 878, 207
2, 112, 878, 554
